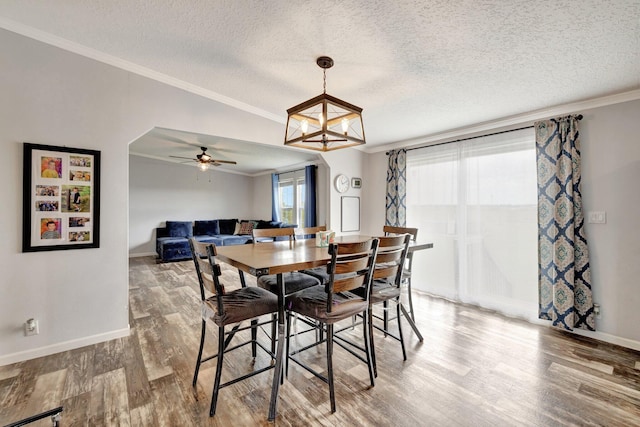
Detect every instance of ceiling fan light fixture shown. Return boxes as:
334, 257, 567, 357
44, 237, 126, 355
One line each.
284, 56, 365, 152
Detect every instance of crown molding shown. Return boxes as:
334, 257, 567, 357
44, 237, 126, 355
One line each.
0, 17, 286, 124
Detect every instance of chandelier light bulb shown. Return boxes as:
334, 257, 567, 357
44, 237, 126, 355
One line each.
341, 118, 349, 134
301, 119, 309, 135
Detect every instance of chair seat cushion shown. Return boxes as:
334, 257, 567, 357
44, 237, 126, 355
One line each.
287, 286, 368, 324
257, 272, 320, 295
204, 286, 278, 326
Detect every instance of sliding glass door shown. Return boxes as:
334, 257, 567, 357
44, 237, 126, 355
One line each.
406, 129, 539, 320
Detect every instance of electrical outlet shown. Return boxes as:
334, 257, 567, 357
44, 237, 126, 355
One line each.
593, 304, 601, 319
588, 211, 606, 224
24, 318, 39, 336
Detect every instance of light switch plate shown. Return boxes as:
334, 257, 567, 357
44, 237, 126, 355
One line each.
588, 211, 606, 224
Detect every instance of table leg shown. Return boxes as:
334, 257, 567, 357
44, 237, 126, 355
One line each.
268, 273, 286, 421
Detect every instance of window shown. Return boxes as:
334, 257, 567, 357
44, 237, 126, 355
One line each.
277, 170, 305, 225
406, 128, 539, 320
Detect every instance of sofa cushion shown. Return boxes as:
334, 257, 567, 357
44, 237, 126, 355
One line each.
218, 219, 238, 235
194, 220, 220, 236
166, 221, 193, 238
194, 235, 225, 246
255, 220, 272, 229
218, 235, 252, 245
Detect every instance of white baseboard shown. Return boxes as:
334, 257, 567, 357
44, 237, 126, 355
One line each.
129, 252, 157, 258
414, 290, 640, 352
0, 326, 130, 366
568, 328, 640, 352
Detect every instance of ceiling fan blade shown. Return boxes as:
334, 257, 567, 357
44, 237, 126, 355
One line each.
210, 159, 237, 164
169, 155, 197, 161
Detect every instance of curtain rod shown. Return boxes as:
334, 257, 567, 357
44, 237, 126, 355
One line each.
386, 114, 583, 155
274, 164, 316, 176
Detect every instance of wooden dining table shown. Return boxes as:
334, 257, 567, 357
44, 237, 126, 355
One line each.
215, 235, 433, 421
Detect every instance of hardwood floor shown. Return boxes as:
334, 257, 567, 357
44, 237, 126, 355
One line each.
1, 256, 639, 426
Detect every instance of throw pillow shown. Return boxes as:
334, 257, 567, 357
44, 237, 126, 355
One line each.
194, 220, 220, 236
233, 221, 242, 235
218, 218, 238, 235
238, 221, 254, 235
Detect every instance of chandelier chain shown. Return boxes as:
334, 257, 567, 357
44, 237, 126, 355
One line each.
323, 69, 327, 94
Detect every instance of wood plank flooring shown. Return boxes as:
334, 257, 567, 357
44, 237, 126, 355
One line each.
1, 256, 639, 426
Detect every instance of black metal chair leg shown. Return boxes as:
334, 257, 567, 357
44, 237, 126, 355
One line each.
193, 319, 206, 387
383, 300, 389, 337
397, 300, 407, 361
285, 312, 292, 377
364, 309, 376, 386
271, 313, 277, 354
326, 323, 336, 413
367, 306, 377, 378
251, 319, 258, 358
407, 277, 416, 322
210, 326, 225, 416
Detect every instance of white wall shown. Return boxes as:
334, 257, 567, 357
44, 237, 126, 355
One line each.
579, 99, 640, 345
361, 151, 389, 235
0, 29, 285, 365
321, 149, 367, 234
361, 99, 640, 348
129, 155, 255, 255
251, 174, 274, 221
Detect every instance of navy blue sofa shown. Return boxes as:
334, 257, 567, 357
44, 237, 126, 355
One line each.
155, 219, 296, 262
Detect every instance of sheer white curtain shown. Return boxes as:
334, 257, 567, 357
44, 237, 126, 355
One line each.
406, 128, 539, 320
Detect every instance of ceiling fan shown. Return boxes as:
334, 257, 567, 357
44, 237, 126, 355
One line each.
170, 146, 237, 170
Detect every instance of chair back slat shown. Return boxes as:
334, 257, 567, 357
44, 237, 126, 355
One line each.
333, 275, 366, 294
324, 238, 379, 312
373, 234, 411, 286
294, 225, 326, 240
330, 240, 374, 256
333, 256, 371, 275
252, 227, 294, 242
189, 239, 225, 299
373, 264, 400, 280
383, 225, 418, 241
382, 227, 418, 278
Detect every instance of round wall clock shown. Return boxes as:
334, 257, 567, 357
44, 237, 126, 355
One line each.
334, 174, 349, 193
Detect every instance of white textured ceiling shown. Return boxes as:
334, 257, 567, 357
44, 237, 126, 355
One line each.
1, 0, 639, 154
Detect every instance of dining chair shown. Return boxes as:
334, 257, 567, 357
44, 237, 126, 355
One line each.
189, 239, 279, 417
353, 234, 412, 376
285, 238, 379, 413
383, 225, 419, 322
252, 228, 321, 295
293, 225, 333, 284
252, 227, 322, 353
293, 225, 326, 240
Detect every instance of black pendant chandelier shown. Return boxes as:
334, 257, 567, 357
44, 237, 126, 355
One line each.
284, 56, 366, 152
